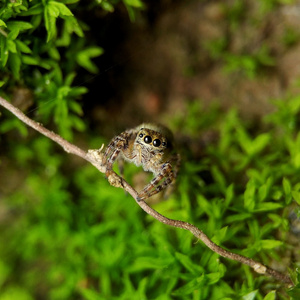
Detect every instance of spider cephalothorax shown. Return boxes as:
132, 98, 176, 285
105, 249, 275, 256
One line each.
102, 123, 180, 201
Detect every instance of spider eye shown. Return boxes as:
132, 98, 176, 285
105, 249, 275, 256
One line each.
144, 136, 152, 144
153, 139, 161, 147
162, 142, 167, 147
139, 133, 144, 138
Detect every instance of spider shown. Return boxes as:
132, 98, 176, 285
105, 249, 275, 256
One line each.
102, 123, 180, 201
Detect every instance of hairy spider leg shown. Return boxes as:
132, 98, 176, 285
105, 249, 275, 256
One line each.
103, 136, 126, 171
103, 129, 137, 174
163, 153, 181, 198
137, 162, 174, 201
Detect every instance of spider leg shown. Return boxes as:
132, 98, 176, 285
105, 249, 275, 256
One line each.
163, 154, 181, 198
102, 129, 137, 176
102, 137, 124, 172
137, 162, 174, 201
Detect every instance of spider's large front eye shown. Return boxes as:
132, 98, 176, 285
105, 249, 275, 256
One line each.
144, 136, 152, 144
153, 139, 161, 147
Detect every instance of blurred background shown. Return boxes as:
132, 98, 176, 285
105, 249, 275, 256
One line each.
84, 0, 300, 132
1, 0, 300, 299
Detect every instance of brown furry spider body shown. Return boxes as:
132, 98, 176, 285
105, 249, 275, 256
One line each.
102, 123, 180, 201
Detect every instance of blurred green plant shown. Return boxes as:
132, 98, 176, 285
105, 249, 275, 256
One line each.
223, 45, 275, 79
1, 95, 300, 299
204, 41, 275, 79
169, 98, 300, 298
203, 1, 299, 80
0, 0, 143, 139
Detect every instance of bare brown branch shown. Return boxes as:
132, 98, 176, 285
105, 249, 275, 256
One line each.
0, 96, 294, 287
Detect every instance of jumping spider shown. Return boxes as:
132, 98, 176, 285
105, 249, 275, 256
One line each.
102, 123, 180, 201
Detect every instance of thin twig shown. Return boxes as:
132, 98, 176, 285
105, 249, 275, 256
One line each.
0, 96, 294, 287
0, 97, 86, 158
0, 28, 8, 38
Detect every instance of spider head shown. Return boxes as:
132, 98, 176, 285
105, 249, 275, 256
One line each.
136, 126, 168, 151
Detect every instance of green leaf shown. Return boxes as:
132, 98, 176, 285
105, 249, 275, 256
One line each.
0, 259, 10, 287
8, 52, 21, 79
175, 252, 204, 274
211, 165, 226, 193
212, 226, 228, 244
0, 36, 8, 67
58, 86, 72, 99
0, 20, 7, 27
76, 47, 104, 73
283, 177, 291, 195
44, 6, 57, 42
69, 101, 83, 115
292, 190, 300, 205
51, 1, 74, 17
48, 46, 60, 60
125, 5, 136, 22
172, 277, 205, 296
70, 115, 85, 131
244, 179, 256, 211
101, 2, 115, 12
69, 86, 88, 97
224, 184, 234, 206
251, 133, 271, 154
8, 29, 20, 40
173, 272, 223, 296
254, 202, 282, 212
258, 184, 268, 202
78, 288, 101, 300
282, 178, 292, 195
127, 256, 173, 273
243, 290, 258, 300
0, 118, 28, 137
123, 0, 144, 8
0, 287, 34, 300
7, 21, 33, 31
283, 177, 292, 204
71, 18, 84, 38
263, 290, 276, 300
15, 40, 32, 54
19, 3, 43, 16
7, 40, 17, 53
64, 72, 76, 86
260, 239, 283, 250
63, 0, 80, 3
47, 2, 60, 18
258, 177, 273, 202
272, 189, 283, 200
22, 55, 40, 66
225, 213, 252, 223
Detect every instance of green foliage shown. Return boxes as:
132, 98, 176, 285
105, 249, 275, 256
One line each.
223, 46, 275, 79
2, 96, 300, 299
0, 0, 142, 139
170, 98, 300, 298
204, 1, 285, 79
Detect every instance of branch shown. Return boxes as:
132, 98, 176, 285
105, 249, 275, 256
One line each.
0, 96, 294, 287
0, 96, 105, 173
0, 28, 8, 38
